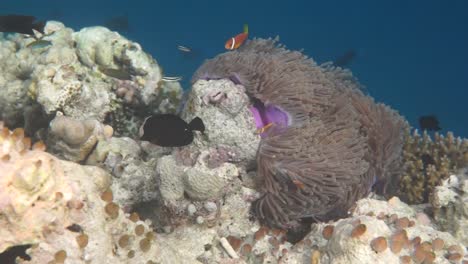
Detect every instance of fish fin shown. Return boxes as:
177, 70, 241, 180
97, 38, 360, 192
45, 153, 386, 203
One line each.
188, 117, 205, 133
243, 24, 248, 34
33, 20, 46, 34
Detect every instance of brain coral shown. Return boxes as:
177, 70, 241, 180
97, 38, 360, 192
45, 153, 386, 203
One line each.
192, 38, 409, 228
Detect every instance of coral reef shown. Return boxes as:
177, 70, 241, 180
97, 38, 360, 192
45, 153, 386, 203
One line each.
431, 170, 468, 245
2, 21, 468, 264
182, 79, 261, 166
152, 79, 260, 206
0, 21, 182, 137
157, 153, 239, 202
192, 37, 409, 228
399, 130, 468, 204
0, 122, 161, 263
46, 114, 114, 162
90, 136, 167, 208
307, 196, 467, 264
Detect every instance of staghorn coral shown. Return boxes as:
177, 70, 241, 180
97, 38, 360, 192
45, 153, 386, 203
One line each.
192, 37, 409, 228
399, 130, 468, 204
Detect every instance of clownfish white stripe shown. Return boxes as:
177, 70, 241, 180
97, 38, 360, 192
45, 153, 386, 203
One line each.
230, 37, 236, 50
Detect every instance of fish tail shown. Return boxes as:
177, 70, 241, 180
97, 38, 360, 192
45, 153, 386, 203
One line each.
243, 24, 248, 34
188, 117, 205, 133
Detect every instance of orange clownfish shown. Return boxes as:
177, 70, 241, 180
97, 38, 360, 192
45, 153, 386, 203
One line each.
255, 122, 275, 135
225, 24, 248, 50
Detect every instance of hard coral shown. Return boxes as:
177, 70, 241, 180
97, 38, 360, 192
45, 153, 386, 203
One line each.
431, 172, 468, 245
0, 21, 182, 140
0, 122, 162, 263
399, 130, 468, 204
46, 114, 113, 162
192, 38, 408, 228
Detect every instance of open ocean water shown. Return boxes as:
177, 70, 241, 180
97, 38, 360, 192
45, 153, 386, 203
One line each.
2, 0, 467, 137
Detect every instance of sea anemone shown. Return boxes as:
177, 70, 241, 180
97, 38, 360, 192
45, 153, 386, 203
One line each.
192, 38, 408, 228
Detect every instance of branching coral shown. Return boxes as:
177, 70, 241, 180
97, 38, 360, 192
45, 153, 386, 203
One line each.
193, 38, 409, 228
399, 130, 468, 204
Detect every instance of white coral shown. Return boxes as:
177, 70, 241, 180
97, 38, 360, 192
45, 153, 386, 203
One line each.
158, 151, 239, 202
0, 123, 162, 263
431, 171, 468, 245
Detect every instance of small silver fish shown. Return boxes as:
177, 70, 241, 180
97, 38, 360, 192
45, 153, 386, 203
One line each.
177, 45, 191, 53
26, 39, 52, 49
162, 76, 182, 82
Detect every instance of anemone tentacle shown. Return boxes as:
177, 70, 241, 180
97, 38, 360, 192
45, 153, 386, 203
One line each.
193, 38, 408, 228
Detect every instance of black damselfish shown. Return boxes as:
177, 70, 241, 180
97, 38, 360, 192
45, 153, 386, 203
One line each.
418, 115, 441, 131
0, 14, 45, 35
139, 114, 205, 147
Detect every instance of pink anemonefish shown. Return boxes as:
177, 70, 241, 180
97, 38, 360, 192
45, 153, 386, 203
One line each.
225, 24, 248, 50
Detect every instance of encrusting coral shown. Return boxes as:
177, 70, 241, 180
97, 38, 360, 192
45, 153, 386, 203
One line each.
399, 129, 468, 204
192, 37, 409, 228
0, 122, 161, 263
430, 171, 468, 245
305, 196, 467, 264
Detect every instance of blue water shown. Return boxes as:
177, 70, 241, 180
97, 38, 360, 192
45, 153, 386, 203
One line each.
2, 0, 468, 137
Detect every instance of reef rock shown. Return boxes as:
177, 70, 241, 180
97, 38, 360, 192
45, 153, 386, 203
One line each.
157, 152, 239, 202
0, 21, 182, 137
431, 170, 468, 245
299, 196, 467, 264
182, 79, 261, 166
91, 136, 167, 208
46, 114, 114, 162
0, 123, 163, 263
155, 79, 260, 204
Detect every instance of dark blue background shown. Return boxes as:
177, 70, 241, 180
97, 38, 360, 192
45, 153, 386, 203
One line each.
2, 0, 467, 137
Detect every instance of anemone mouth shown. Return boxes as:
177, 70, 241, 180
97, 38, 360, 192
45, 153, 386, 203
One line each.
249, 98, 290, 136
